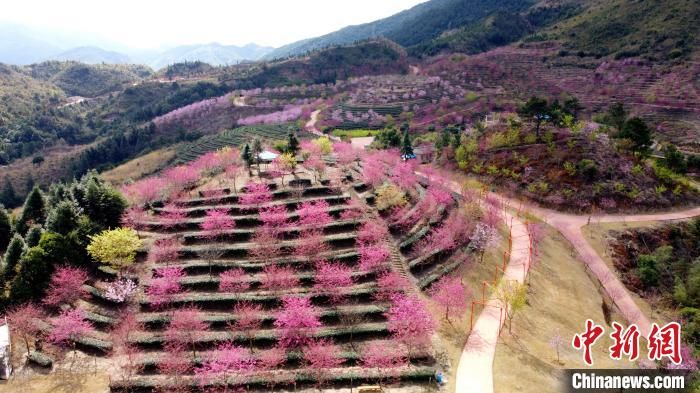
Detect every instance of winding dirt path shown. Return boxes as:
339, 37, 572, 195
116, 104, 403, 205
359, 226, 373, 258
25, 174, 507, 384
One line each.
305, 110, 341, 141
421, 171, 700, 392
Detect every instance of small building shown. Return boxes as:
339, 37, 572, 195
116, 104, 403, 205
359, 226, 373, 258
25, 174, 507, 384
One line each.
414, 144, 436, 164
0, 318, 11, 379
257, 150, 279, 163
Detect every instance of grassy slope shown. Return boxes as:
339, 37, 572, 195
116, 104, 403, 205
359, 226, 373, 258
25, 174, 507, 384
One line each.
493, 226, 638, 393
100, 147, 177, 185
543, 0, 700, 60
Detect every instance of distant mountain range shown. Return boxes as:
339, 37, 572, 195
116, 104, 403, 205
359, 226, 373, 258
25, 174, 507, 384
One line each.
0, 23, 274, 69
264, 0, 535, 59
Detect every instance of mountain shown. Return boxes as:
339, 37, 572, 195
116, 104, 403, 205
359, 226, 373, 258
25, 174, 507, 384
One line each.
143, 43, 275, 70
0, 24, 61, 64
541, 0, 700, 61
49, 46, 132, 64
264, 0, 535, 59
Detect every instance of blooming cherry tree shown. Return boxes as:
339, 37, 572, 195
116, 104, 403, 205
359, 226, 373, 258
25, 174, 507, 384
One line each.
303, 339, 345, 387
49, 308, 93, 348
386, 294, 435, 357
359, 243, 390, 272
314, 261, 354, 304
200, 209, 235, 239
261, 265, 299, 292
43, 266, 89, 307
146, 266, 186, 308
296, 200, 331, 228
239, 182, 273, 211
164, 306, 208, 358
149, 237, 181, 265
429, 276, 471, 324
219, 268, 249, 293
6, 303, 45, 353
274, 296, 322, 349
105, 278, 138, 303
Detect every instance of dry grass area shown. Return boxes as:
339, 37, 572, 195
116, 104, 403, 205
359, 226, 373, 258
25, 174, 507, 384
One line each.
493, 226, 638, 393
100, 147, 177, 185
0, 373, 109, 393
433, 228, 510, 393
0, 142, 94, 196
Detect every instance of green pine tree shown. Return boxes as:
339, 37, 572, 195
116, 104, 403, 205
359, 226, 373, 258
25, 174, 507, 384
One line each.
241, 144, 253, 175
9, 246, 52, 304
287, 130, 300, 155
15, 186, 47, 235
24, 225, 43, 248
401, 131, 414, 157
0, 178, 19, 208
0, 206, 11, 252
2, 234, 25, 283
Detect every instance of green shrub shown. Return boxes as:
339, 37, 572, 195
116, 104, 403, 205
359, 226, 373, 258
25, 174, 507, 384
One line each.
577, 159, 598, 181
27, 351, 53, 367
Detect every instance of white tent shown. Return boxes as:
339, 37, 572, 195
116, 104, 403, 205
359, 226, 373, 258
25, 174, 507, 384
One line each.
0, 318, 11, 379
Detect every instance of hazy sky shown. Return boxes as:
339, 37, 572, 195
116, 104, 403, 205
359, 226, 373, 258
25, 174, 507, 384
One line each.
2, 0, 427, 49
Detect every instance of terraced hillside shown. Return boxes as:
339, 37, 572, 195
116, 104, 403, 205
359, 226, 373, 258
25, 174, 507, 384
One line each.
109, 179, 437, 392
174, 124, 313, 164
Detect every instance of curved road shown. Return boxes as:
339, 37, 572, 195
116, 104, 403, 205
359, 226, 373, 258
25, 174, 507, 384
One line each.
422, 171, 700, 392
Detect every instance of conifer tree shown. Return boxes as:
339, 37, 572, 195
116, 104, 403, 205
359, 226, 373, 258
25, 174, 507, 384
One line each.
16, 186, 47, 235
0, 205, 12, 251
2, 234, 25, 283
401, 130, 414, 157
24, 225, 43, 248
287, 129, 300, 155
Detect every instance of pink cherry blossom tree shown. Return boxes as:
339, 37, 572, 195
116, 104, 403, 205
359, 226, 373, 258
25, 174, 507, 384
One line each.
149, 237, 181, 265
249, 228, 283, 260
258, 347, 286, 391
258, 205, 290, 236
104, 278, 138, 303
225, 164, 242, 194
274, 296, 322, 349
314, 261, 354, 304
195, 342, 255, 390
303, 339, 345, 387
158, 344, 192, 393
6, 303, 45, 354
43, 266, 89, 308
110, 311, 143, 384
146, 266, 186, 309
200, 209, 235, 239
375, 271, 411, 302
391, 161, 418, 192
386, 294, 435, 357
49, 308, 93, 348
357, 220, 389, 245
295, 230, 329, 264
296, 200, 331, 228
333, 142, 359, 168
120, 206, 148, 234
219, 268, 249, 293
429, 276, 471, 325
164, 306, 208, 358
121, 177, 169, 205
160, 203, 188, 230
305, 156, 327, 184
361, 342, 408, 385
261, 265, 299, 293
469, 222, 502, 262
232, 302, 263, 350
359, 243, 390, 272
239, 182, 273, 211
